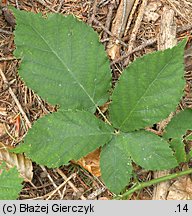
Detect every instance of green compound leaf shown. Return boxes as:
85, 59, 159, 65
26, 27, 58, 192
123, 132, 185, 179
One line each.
13, 9, 111, 112
12, 9, 186, 195
0, 164, 23, 200
110, 41, 186, 132
14, 110, 113, 168
101, 130, 177, 194
100, 136, 132, 194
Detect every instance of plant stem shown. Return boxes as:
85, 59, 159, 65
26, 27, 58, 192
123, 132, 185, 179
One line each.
114, 168, 192, 200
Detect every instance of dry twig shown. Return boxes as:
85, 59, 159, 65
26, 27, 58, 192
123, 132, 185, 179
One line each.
93, 17, 128, 48
87, 187, 106, 200
56, 168, 86, 200
102, 0, 116, 44
35, 0, 57, 12
0, 29, 13, 35
88, 0, 98, 24
124, 0, 140, 35
111, 38, 157, 65
56, 0, 64, 13
0, 67, 31, 129
40, 165, 62, 198
0, 57, 17, 61
46, 173, 76, 200
107, 0, 134, 59
124, 0, 148, 66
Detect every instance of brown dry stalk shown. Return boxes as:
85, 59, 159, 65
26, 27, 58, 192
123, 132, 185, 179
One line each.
0, 57, 17, 61
35, 0, 57, 13
87, 187, 106, 200
102, 0, 116, 43
111, 37, 157, 65
107, 0, 134, 60
40, 165, 62, 198
56, 168, 86, 200
124, 0, 140, 35
88, 0, 98, 24
46, 173, 76, 200
56, 0, 64, 13
0, 29, 13, 35
124, 0, 148, 67
93, 17, 128, 48
0, 67, 31, 129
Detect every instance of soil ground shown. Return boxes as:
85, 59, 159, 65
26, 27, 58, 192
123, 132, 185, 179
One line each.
0, 0, 192, 200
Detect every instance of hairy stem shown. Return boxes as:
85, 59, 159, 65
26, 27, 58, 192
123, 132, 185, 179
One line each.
114, 168, 192, 200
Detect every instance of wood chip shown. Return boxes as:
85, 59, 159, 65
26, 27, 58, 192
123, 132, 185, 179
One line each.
107, 0, 135, 60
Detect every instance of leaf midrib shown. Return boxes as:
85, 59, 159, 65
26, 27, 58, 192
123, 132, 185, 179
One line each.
120, 54, 173, 129
55, 132, 113, 139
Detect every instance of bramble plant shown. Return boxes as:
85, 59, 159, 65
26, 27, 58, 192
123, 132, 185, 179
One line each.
0, 163, 23, 200
1, 8, 192, 199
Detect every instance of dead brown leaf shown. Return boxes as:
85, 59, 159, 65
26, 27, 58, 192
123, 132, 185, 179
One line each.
0, 142, 33, 182
76, 148, 101, 177
167, 176, 192, 200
